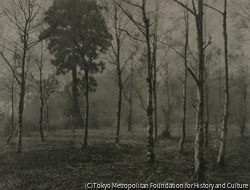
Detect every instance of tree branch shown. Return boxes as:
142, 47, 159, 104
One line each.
203, 36, 212, 51
172, 0, 195, 15
135, 89, 147, 111
203, 3, 223, 15
188, 67, 199, 84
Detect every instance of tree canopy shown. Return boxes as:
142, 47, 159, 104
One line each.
40, 0, 113, 76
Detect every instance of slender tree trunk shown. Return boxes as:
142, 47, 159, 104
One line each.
179, 5, 189, 152
16, 50, 26, 153
215, 117, 218, 132
127, 62, 133, 131
153, 2, 158, 142
204, 68, 209, 147
203, 0, 209, 148
127, 96, 132, 131
72, 64, 84, 128
240, 82, 247, 137
7, 81, 14, 144
166, 67, 171, 134
39, 94, 45, 141
39, 75, 45, 141
194, 0, 205, 181
46, 101, 50, 132
115, 7, 122, 145
39, 45, 45, 141
115, 69, 122, 145
217, 0, 229, 167
143, 1, 154, 163
83, 68, 89, 148
153, 65, 157, 142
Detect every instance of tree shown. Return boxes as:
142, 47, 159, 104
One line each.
41, 0, 112, 148
238, 66, 248, 137
179, 2, 189, 152
0, 44, 19, 144
203, 0, 229, 167
115, 0, 157, 162
31, 41, 58, 140
0, 0, 47, 153
101, 0, 139, 145
2, 73, 18, 144
217, 0, 229, 166
152, 0, 159, 142
43, 75, 58, 132
232, 1, 250, 138
173, 0, 209, 181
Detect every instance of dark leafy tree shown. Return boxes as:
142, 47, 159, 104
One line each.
41, 0, 112, 148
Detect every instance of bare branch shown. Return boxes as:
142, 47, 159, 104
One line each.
158, 39, 185, 59
0, 51, 21, 85
172, 0, 195, 15
135, 89, 147, 111
188, 67, 199, 84
203, 3, 223, 15
118, 28, 144, 42
113, 0, 146, 36
122, 75, 130, 88
203, 36, 212, 51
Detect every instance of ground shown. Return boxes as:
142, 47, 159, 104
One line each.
0, 125, 249, 189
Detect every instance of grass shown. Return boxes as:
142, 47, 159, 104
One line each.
0, 124, 250, 189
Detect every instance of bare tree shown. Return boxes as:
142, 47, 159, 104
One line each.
123, 58, 134, 131
1, 46, 18, 144
0, 0, 47, 153
238, 65, 248, 137
31, 41, 58, 140
173, 0, 210, 181
217, 0, 229, 166
203, 0, 229, 166
115, 0, 157, 162
179, 1, 189, 152
102, 0, 139, 145
152, 0, 160, 142
2, 72, 17, 144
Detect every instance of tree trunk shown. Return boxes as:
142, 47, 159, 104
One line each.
16, 52, 26, 153
194, 0, 205, 182
153, 75, 157, 142
115, 69, 122, 145
115, 8, 122, 145
153, 2, 158, 142
7, 81, 14, 144
39, 84, 45, 141
72, 64, 84, 128
164, 61, 171, 136
204, 68, 209, 147
127, 95, 132, 131
179, 5, 189, 152
143, 1, 155, 163
126, 52, 135, 132
39, 97, 45, 141
82, 68, 89, 149
127, 62, 133, 132
217, 0, 229, 167
39, 61, 45, 141
240, 83, 247, 137
46, 101, 50, 132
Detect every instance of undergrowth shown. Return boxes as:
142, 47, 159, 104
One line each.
0, 126, 249, 189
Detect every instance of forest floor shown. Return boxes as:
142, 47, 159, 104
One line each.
0, 125, 250, 189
